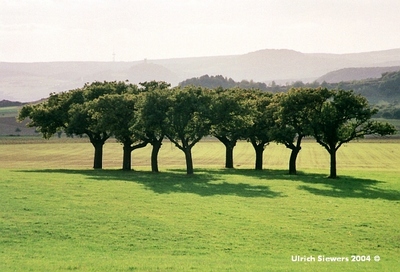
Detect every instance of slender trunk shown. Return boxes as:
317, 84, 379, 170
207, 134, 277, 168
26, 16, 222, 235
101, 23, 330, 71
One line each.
184, 147, 194, 175
254, 145, 264, 170
93, 141, 104, 169
329, 149, 337, 179
215, 136, 236, 169
87, 132, 109, 170
288, 135, 303, 175
288, 147, 301, 175
122, 143, 132, 171
225, 144, 234, 168
250, 138, 266, 170
151, 140, 162, 173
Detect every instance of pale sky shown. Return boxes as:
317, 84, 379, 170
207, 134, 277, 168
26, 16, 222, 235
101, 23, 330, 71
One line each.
1, 0, 400, 62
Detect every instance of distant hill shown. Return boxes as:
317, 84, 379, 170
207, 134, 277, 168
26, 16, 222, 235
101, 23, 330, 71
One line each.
267, 70, 400, 105
317, 66, 400, 83
154, 48, 400, 83
2, 48, 400, 101
0, 99, 24, 107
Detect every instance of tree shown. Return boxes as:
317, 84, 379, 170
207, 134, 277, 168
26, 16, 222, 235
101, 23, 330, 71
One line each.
18, 88, 84, 139
164, 86, 212, 174
311, 89, 396, 178
18, 81, 128, 169
271, 87, 331, 174
88, 91, 150, 171
67, 101, 112, 169
132, 81, 171, 172
209, 87, 251, 168
242, 90, 275, 170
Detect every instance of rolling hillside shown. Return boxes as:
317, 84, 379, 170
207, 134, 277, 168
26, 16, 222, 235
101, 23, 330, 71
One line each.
317, 66, 400, 83
2, 48, 400, 102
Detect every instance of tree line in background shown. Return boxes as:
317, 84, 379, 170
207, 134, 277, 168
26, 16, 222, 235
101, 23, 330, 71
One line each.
18, 81, 396, 178
180, 71, 400, 106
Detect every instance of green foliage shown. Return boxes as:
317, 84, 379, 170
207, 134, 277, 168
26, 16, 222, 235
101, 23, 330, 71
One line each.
165, 86, 213, 149
313, 90, 395, 150
258, 70, 400, 104
17, 81, 141, 169
208, 87, 254, 168
139, 80, 171, 92
242, 90, 274, 142
133, 81, 172, 172
164, 86, 213, 174
18, 81, 397, 176
270, 88, 333, 174
89, 94, 136, 143
18, 100, 65, 139
373, 100, 400, 119
378, 71, 400, 97
133, 81, 171, 142
311, 90, 396, 178
179, 74, 268, 90
272, 87, 332, 145
209, 88, 251, 140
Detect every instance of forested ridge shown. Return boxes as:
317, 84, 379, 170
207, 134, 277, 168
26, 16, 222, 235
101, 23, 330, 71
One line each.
179, 71, 400, 119
179, 70, 400, 104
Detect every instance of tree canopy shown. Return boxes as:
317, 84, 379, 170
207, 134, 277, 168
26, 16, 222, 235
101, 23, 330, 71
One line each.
311, 89, 396, 178
18, 81, 397, 177
270, 87, 332, 174
164, 86, 213, 174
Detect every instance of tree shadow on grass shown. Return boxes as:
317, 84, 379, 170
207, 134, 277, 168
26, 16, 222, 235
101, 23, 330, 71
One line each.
295, 174, 400, 201
242, 169, 400, 201
16, 168, 400, 201
16, 168, 283, 199
179, 168, 400, 201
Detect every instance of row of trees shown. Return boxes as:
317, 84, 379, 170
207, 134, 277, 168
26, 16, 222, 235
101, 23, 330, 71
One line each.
18, 81, 396, 178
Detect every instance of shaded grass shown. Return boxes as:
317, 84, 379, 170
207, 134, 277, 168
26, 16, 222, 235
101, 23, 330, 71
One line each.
1, 167, 399, 271
17, 168, 400, 201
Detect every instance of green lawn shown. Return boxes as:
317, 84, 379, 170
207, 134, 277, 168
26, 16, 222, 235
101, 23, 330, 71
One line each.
0, 139, 399, 271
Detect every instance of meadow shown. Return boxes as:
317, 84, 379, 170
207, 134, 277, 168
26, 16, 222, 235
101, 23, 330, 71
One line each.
0, 138, 399, 271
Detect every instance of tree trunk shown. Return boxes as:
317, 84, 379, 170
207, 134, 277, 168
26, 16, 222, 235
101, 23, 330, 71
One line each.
254, 145, 264, 170
329, 149, 337, 179
93, 141, 104, 169
151, 140, 162, 173
122, 143, 132, 171
184, 147, 194, 175
225, 144, 234, 168
215, 136, 236, 169
250, 138, 266, 171
288, 147, 301, 175
122, 141, 148, 171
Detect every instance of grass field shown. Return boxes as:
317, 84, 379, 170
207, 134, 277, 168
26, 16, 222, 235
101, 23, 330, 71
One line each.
0, 138, 399, 271
0, 106, 19, 117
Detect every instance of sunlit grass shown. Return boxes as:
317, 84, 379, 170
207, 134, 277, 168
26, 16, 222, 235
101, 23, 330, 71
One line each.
0, 139, 399, 271
1, 137, 399, 174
